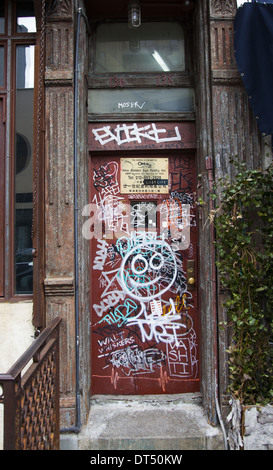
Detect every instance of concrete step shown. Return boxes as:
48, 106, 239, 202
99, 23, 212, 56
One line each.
67, 394, 225, 451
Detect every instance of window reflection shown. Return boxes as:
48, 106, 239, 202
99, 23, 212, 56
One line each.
0, 47, 4, 87
0, 4, 4, 34
15, 44, 34, 294
16, 1, 36, 33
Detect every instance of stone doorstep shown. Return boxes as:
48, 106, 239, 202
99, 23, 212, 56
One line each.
243, 405, 273, 450
60, 394, 226, 450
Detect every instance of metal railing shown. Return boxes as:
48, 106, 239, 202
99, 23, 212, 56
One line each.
0, 317, 61, 450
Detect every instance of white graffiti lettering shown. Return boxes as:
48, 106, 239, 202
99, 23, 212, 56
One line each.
93, 290, 125, 317
119, 234, 178, 302
93, 239, 109, 271
118, 102, 146, 110
109, 345, 166, 376
92, 123, 181, 147
98, 333, 135, 356
126, 300, 185, 346
167, 333, 198, 378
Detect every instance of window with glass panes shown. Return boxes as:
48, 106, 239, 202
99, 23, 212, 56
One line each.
0, 0, 36, 297
88, 21, 194, 119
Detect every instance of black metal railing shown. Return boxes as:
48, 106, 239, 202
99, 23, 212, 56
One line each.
0, 316, 61, 450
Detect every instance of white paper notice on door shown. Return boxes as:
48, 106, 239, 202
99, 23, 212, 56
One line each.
120, 157, 169, 194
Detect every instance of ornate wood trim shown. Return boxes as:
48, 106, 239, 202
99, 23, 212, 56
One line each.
44, 277, 74, 296
210, 0, 237, 18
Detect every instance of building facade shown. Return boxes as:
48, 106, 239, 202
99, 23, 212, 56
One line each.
0, 0, 270, 435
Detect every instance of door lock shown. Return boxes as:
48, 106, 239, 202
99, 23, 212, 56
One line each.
187, 260, 196, 290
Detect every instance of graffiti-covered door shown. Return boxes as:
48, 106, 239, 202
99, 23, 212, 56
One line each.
88, 153, 200, 395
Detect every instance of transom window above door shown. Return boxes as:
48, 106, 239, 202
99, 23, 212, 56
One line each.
95, 22, 185, 73
89, 20, 194, 120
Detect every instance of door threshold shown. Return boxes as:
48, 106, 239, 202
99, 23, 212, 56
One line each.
90, 392, 202, 406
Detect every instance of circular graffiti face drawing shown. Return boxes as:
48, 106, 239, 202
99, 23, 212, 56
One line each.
119, 240, 177, 301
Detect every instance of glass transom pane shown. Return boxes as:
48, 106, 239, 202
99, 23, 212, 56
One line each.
95, 22, 185, 73
88, 88, 194, 114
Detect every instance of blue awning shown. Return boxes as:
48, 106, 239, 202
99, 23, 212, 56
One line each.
234, 2, 273, 136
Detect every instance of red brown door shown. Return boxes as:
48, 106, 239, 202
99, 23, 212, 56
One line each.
89, 153, 200, 395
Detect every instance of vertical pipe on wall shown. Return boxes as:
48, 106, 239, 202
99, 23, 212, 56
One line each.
206, 156, 228, 450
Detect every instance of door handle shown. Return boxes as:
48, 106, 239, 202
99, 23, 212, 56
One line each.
187, 260, 195, 290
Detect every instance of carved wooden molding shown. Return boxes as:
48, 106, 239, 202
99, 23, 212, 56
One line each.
46, 0, 72, 18
44, 277, 75, 296
210, 0, 237, 18
210, 19, 240, 83
45, 78, 73, 87
45, 22, 74, 73
212, 73, 241, 86
45, 86, 74, 256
